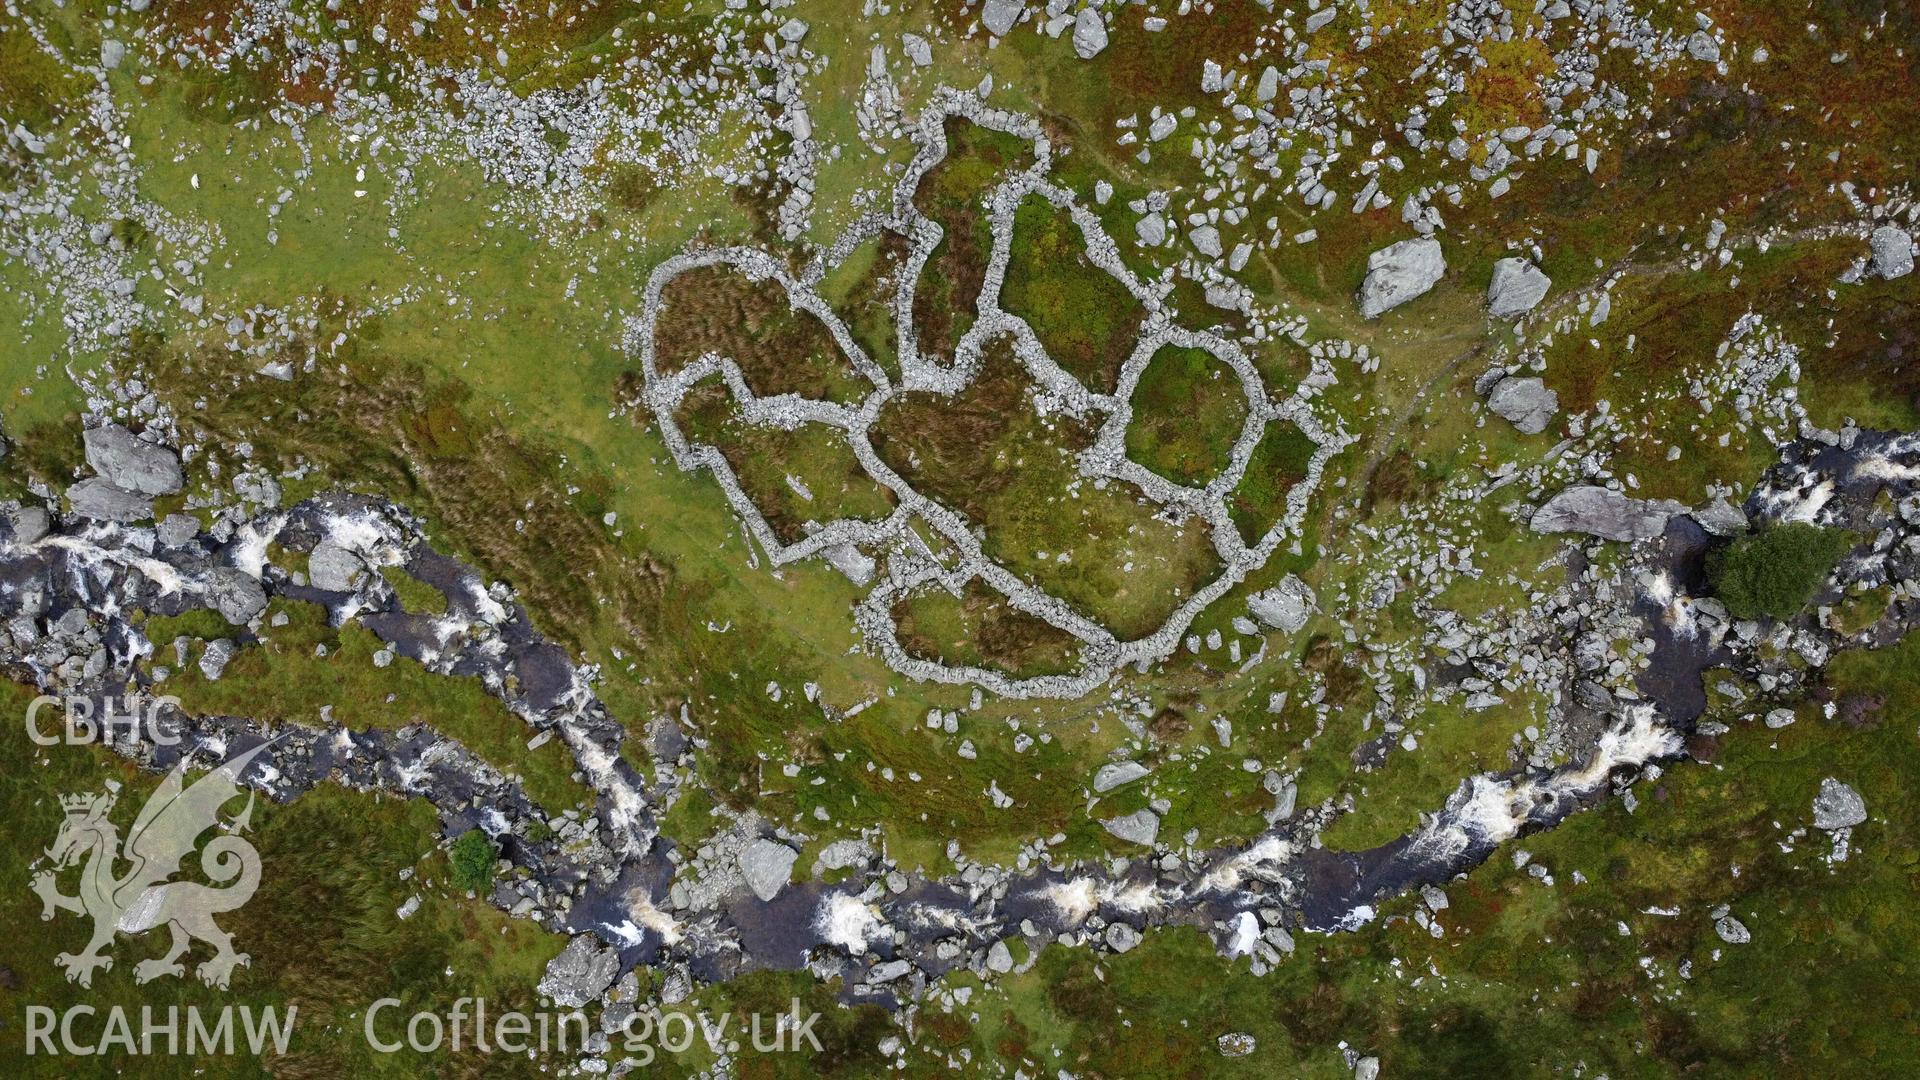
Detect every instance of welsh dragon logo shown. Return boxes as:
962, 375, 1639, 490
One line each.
30, 742, 272, 990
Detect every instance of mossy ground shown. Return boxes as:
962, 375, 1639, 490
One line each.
1124, 344, 1249, 488
1001, 195, 1142, 394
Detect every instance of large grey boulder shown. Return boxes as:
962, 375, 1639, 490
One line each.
1487, 257, 1552, 318
1102, 808, 1160, 846
739, 838, 798, 902
867, 958, 914, 983
981, 0, 1024, 37
1189, 224, 1222, 258
1071, 8, 1108, 58
207, 566, 268, 625
1093, 760, 1149, 793
308, 542, 365, 593
1248, 574, 1316, 633
1530, 486, 1684, 543
1358, 237, 1445, 318
1485, 376, 1559, 434
1256, 66, 1280, 102
1870, 226, 1915, 280
1813, 778, 1866, 830
157, 512, 201, 547
902, 33, 932, 67
9, 505, 50, 545
1104, 922, 1141, 953
83, 423, 184, 496
986, 940, 1014, 973
537, 934, 621, 1007
821, 543, 875, 586
67, 478, 153, 523
198, 638, 237, 681
1690, 498, 1748, 538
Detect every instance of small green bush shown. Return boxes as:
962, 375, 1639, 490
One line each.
1710, 522, 1853, 621
449, 829, 498, 893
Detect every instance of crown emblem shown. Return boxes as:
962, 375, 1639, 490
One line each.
58, 792, 108, 814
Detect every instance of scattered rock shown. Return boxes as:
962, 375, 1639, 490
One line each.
1104, 922, 1141, 953
739, 838, 799, 902
1487, 257, 1552, 318
1189, 224, 1222, 258
812, 838, 871, 876
1217, 1032, 1257, 1058
1484, 376, 1559, 434
1256, 66, 1280, 102
1358, 237, 1445, 319
1530, 486, 1684, 543
1812, 778, 1866, 830
1355, 1056, 1382, 1080
83, 423, 184, 496
868, 958, 914, 983
537, 934, 622, 1007
1714, 915, 1751, 944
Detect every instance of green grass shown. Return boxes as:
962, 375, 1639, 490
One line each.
910, 118, 1033, 360
676, 381, 897, 545
892, 578, 1084, 679
873, 343, 1221, 639
379, 565, 449, 616
816, 231, 907, 382
652, 263, 871, 405
1229, 424, 1320, 545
